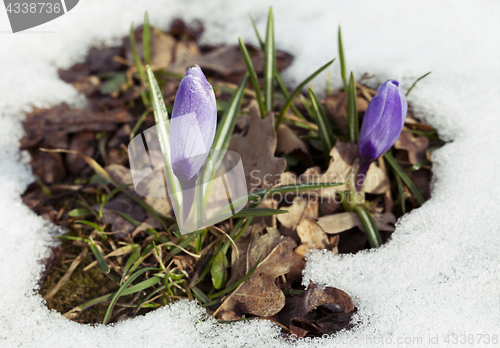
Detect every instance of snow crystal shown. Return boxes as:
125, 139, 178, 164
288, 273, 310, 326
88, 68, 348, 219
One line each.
1, 0, 499, 347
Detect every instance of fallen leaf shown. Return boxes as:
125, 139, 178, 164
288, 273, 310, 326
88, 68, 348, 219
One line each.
228, 106, 286, 193
172, 45, 246, 77
228, 221, 279, 286
94, 194, 146, 237
289, 325, 308, 338
404, 116, 434, 131
320, 141, 390, 195
66, 132, 96, 175
126, 27, 177, 69
247, 226, 281, 271
21, 104, 133, 149
295, 219, 332, 257
173, 255, 195, 273
274, 282, 354, 331
215, 236, 297, 321
105, 164, 172, 217
277, 197, 318, 240
108, 124, 131, 148
168, 18, 204, 41
277, 123, 308, 155
30, 150, 66, 183
84, 46, 123, 74
322, 93, 369, 136
317, 211, 396, 234
167, 40, 201, 74
408, 169, 431, 199
394, 130, 430, 165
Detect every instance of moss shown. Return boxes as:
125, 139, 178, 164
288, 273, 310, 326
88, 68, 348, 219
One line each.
40, 245, 119, 324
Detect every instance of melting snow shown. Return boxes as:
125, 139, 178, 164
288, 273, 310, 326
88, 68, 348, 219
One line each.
1, 0, 499, 346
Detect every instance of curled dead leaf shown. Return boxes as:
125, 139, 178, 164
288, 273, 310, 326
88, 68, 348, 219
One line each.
274, 281, 354, 332
395, 130, 430, 165
215, 237, 297, 321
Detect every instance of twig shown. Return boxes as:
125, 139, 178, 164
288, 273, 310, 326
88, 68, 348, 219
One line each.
43, 248, 87, 301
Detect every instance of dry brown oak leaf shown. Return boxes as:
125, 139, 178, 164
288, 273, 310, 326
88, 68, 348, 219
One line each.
214, 236, 297, 321
228, 106, 286, 193
394, 130, 430, 165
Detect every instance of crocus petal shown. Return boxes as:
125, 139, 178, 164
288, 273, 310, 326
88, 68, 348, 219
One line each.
358, 79, 407, 161
170, 65, 217, 181
170, 112, 211, 181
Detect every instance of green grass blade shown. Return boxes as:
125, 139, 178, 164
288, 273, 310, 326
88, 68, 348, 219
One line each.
142, 11, 151, 66
384, 152, 425, 205
135, 284, 168, 313
276, 59, 335, 129
68, 208, 94, 218
346, 72, 358, 142
89, 243, 109, 273
165, 230, 200, 259
263, 182, 344, 197
338, 26, 347, 90
129, 22, 147, 84
127, 244, 154, 278
238, 38, 266, 118
250, 15, 306, 121
231, 208, 288, 218
300, 94, 315, 117
353, 205, 382, 248
308, 88, 335, 161
103, 267, 158, 324
264, 7, 275, 112
208, 73, 248, 164
110, 210, 141, 227
130, 109, 150, 141
121, 247, 141, 283
74, 220, 103, 233
75, 276, 162, 312
191, 286, 211, 305
406, 72, 431, 96
396, 175, 406, 214
249, 15, 264, 47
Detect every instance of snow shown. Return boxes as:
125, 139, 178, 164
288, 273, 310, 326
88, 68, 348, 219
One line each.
1, 0, 500, 346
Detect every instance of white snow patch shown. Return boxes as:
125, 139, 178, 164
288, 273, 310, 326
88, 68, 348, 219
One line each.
1, 0, 499, 347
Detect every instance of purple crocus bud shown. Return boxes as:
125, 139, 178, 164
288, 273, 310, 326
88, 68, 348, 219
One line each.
170, 65, 217, 182
357, 79, 407, 190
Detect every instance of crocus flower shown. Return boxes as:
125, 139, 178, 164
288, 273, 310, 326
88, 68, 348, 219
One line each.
357, 79, 407, 190
170, 65, 217, 182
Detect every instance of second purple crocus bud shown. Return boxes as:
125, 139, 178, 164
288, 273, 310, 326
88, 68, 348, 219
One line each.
357, 79, 407, 190
170, 65, 217, 182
